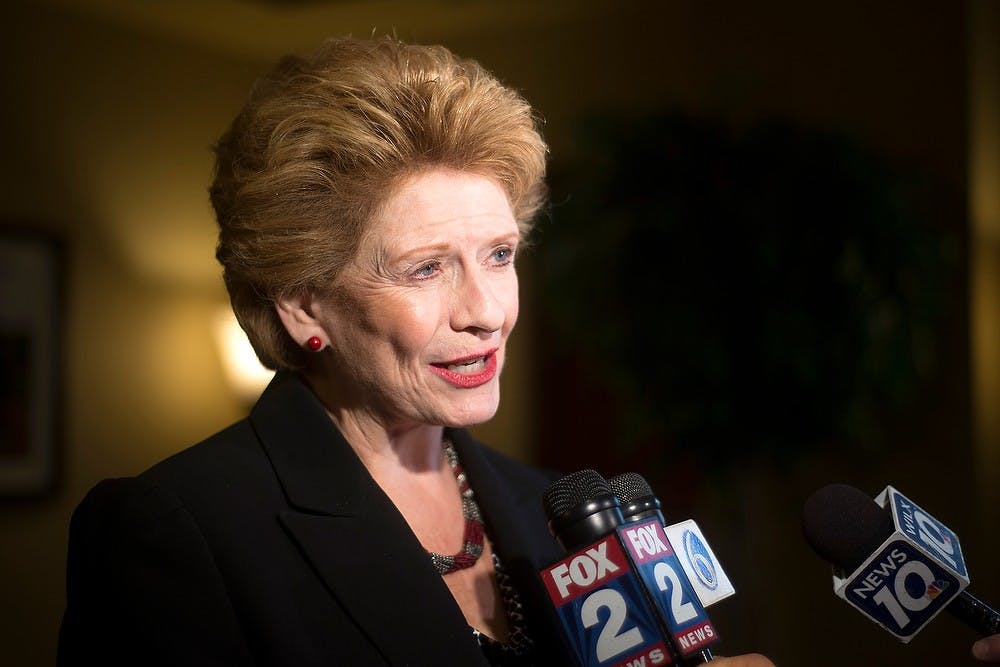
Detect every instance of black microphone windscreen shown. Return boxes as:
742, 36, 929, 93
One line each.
607, 472, 655, 503
542, 469, 610, 520
801, 483, 895, 572
543, 469, 623, 552
607, 472, 664, 523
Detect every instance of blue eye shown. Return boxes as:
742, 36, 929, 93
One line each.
492, 247, 515, 265
413, 261, 440, 279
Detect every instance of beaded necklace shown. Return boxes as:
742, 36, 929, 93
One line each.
427, 438, 485, 575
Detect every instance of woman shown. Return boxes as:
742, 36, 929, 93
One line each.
58, 37, 773, 666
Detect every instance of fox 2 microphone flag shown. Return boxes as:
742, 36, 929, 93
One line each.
541, 470, 722, 666
541, 532, 673, 667
540, 470, 674, 667
607, 472, 736, 610
617, 517, 719, 659
604, 474, 720, 659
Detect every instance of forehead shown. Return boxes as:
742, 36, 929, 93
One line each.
369, 169, 518, 244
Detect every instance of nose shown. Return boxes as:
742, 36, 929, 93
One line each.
450, 268, 506, 335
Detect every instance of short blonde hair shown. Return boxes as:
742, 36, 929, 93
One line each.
211, 37, 548, 370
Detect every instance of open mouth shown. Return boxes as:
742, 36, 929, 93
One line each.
429, 350, 499, 387
437, 356, 489, 374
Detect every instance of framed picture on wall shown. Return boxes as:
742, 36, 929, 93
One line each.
0, 232, 63, 497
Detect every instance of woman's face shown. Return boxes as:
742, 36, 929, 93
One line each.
311, 168, 521, 431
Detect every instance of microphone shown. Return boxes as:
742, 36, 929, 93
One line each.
605, 473, 721, 663
608, 473, 666, 523
540, 470, 720, 666
802, 483, 1000, 642
608, 473, 736, 609
540, 469, 673, 666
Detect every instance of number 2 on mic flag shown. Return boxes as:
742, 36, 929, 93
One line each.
541, 534, 672, 666
618, 519, 720, 658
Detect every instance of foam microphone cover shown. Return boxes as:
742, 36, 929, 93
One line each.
801, 483, 895, 572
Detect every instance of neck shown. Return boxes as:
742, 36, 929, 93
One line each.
345, 419, 446, 477
301, 368, 446, 476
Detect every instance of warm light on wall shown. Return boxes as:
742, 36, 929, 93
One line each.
213, 307, 274, 403
968, 0, 1000, 525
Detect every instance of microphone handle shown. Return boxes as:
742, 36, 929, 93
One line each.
684, 648, 713, 664
946, 590, 1000, 636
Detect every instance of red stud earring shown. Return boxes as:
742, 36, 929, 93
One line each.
306, 336, 323, 352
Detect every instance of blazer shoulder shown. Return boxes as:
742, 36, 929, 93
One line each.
69, 475, 183, 538
142, 419, 259, 478
91, 417, 288, 533
61, 475, 255, 665
139, 419, 274, 491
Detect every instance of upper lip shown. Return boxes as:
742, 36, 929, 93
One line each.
432, 348, 498, 366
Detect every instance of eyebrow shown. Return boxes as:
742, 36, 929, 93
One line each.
388, 232, 521, 264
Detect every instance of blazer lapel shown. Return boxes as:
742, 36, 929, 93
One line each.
249, 374, 488, 666
275, 511, 485, 666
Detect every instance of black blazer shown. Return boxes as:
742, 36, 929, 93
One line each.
58, 374, 568, 666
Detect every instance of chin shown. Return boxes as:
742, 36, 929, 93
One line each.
442, 393, 501, 428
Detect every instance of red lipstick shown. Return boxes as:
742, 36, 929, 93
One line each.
429, 350, 499, 388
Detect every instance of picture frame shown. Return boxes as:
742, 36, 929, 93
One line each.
0, 232, 63, 497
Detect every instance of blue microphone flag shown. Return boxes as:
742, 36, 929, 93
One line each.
832, 485, 970, 642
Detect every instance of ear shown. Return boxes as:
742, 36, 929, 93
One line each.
275, 291, 326, 348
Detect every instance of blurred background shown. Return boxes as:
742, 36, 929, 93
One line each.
1, 1, 997, 665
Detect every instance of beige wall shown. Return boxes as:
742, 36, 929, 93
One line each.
970, 0, 1000, 543
1, 6, 256, 663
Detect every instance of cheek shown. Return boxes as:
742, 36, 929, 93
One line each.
369, 295, 443, 356
502, 276, 520, 333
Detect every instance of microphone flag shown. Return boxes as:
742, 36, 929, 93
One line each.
540, 533, 672, 667
618, 518, 719, 658
831, 485, 969, 642
663, 519, 736, 608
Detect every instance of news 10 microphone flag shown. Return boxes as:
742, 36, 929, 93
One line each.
832, 485, 969, 642
540, 533, 672, 667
